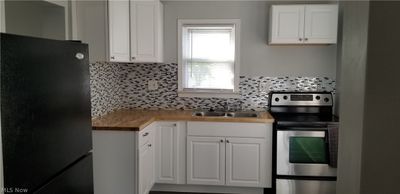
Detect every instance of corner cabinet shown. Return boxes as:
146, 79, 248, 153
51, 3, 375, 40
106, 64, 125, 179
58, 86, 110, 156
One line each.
108, 0, 163, 63
269, 4, 338, 45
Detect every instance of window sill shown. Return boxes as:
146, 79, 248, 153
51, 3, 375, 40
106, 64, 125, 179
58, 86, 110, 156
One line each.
178, 91, 240, 99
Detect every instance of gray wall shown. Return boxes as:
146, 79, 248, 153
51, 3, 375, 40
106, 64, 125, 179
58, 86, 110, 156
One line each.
75, 0, 108, 62
360, 2, 400, 194
337, 1, 400, 194
5, 0, 66, 40
164, 1, 337, 77
336, 1, 369, 194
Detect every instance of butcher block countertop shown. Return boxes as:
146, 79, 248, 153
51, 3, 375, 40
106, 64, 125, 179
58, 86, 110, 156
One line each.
92, 109, 275, 131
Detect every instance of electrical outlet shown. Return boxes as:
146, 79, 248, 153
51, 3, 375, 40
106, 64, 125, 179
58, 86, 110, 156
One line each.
259, 82, 270, 93
148, 80, 158, 90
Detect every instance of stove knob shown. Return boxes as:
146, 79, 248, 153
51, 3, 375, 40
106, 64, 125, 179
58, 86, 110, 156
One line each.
316, 96, 321, 100
324, 98, 330, 102
283, 95, 288, 100
275, 97, 280, 102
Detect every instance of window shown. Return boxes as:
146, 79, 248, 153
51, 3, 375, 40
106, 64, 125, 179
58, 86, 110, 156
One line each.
178, 19, 241, 98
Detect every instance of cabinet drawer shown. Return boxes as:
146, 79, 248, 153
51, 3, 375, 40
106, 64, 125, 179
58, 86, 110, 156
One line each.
187, 122, 269, 138
139, 123, 155, 146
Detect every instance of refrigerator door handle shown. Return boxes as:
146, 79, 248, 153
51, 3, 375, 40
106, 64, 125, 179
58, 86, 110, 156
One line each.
75, 53, 85, 60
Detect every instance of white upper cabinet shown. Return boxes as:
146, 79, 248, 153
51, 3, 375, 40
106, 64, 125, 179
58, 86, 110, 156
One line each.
304, 5, 339, 44
108, 0, 131, 62
130, 0, 163, 63
269, 5, 305, 44
108, 0, 163, 63
269, 4, 338, 45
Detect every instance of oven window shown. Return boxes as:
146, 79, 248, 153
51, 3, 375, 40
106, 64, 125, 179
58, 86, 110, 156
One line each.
289, 137, 328, 164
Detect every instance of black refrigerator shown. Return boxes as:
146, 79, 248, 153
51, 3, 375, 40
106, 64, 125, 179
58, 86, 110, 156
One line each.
0, 33, 93, 193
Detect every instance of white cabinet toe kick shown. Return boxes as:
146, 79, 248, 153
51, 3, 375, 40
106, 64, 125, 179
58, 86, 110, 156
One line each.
93, 121, 272, 194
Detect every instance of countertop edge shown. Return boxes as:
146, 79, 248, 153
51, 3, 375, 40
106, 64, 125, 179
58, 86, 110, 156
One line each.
92, 110, 275, 132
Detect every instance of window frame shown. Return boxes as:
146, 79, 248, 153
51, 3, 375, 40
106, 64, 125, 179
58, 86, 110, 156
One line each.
177, 19, 241, 98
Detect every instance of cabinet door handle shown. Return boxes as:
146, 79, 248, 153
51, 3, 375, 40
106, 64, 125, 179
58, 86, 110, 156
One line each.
131, 57, 136, 60
142, 132, 149, 137
220, 139, 224, 143
304, 38, 309, 41
111, 56, 115, 60
226, 140, 230, 143
173, 123, 177, 127
148, 144, 152, 147
299, 38, 303, 41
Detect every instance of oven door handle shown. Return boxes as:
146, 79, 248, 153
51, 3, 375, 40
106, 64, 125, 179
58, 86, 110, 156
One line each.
278, 130, 326, 138
277, 126, 329, 132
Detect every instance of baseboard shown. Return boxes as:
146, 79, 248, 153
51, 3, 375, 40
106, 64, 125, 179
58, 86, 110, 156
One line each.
151, 183, 265, 194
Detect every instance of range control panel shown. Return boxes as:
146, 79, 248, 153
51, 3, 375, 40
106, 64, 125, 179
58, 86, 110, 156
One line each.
269, 92, 333, 106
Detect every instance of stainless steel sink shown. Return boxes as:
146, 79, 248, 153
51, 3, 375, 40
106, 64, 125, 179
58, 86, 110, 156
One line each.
192, 111, 259, 118
225, 112, 259, 118
192, 112, 226, 117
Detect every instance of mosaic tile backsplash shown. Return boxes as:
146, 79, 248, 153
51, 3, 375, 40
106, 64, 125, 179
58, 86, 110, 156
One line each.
90, 62, 336, 118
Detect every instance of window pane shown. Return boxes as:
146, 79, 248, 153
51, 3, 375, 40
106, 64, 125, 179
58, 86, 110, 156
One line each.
183, 26, 235, 90
191, 30, 234, 62
186, 62, 234, 89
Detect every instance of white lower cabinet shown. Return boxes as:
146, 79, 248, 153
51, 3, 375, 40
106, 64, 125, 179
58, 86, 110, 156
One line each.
186, 122, 272, 188
139, 126, 155, 194
139, 141, 154, 194
93, 121, 272, 194
155, 122, 186, 184
187, 136, 226, 185
155, 122, 177, 183
226, 138, 267, 187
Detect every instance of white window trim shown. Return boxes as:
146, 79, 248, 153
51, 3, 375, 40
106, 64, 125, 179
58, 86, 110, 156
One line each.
177, 19, 241, 98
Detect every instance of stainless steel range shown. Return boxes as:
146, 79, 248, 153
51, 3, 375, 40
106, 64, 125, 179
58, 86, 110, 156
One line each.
269, 92, 339, 194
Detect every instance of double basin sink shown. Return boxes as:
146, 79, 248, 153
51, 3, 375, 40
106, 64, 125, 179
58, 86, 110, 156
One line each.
192, 111, 259, 118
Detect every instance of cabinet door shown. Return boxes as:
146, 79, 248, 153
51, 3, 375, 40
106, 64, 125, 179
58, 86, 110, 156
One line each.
130, 0, 163, 62
225, 138, 267, 187
108, 0, 130, 62
155, 122, 178, 184
304, 5, 338, 44
139, 141, 154, 194
187, 136, 225, 185
147, 142, 155, 192
269, 5, 305, 44
139, 144, 151, 194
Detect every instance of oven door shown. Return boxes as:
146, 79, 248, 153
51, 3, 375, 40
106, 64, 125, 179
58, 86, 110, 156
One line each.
277, 127, 336, 177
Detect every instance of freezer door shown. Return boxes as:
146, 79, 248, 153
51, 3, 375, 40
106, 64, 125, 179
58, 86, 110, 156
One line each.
276, 179, 336, 194
0, 33, 92, 192
34, 154, 94, 194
